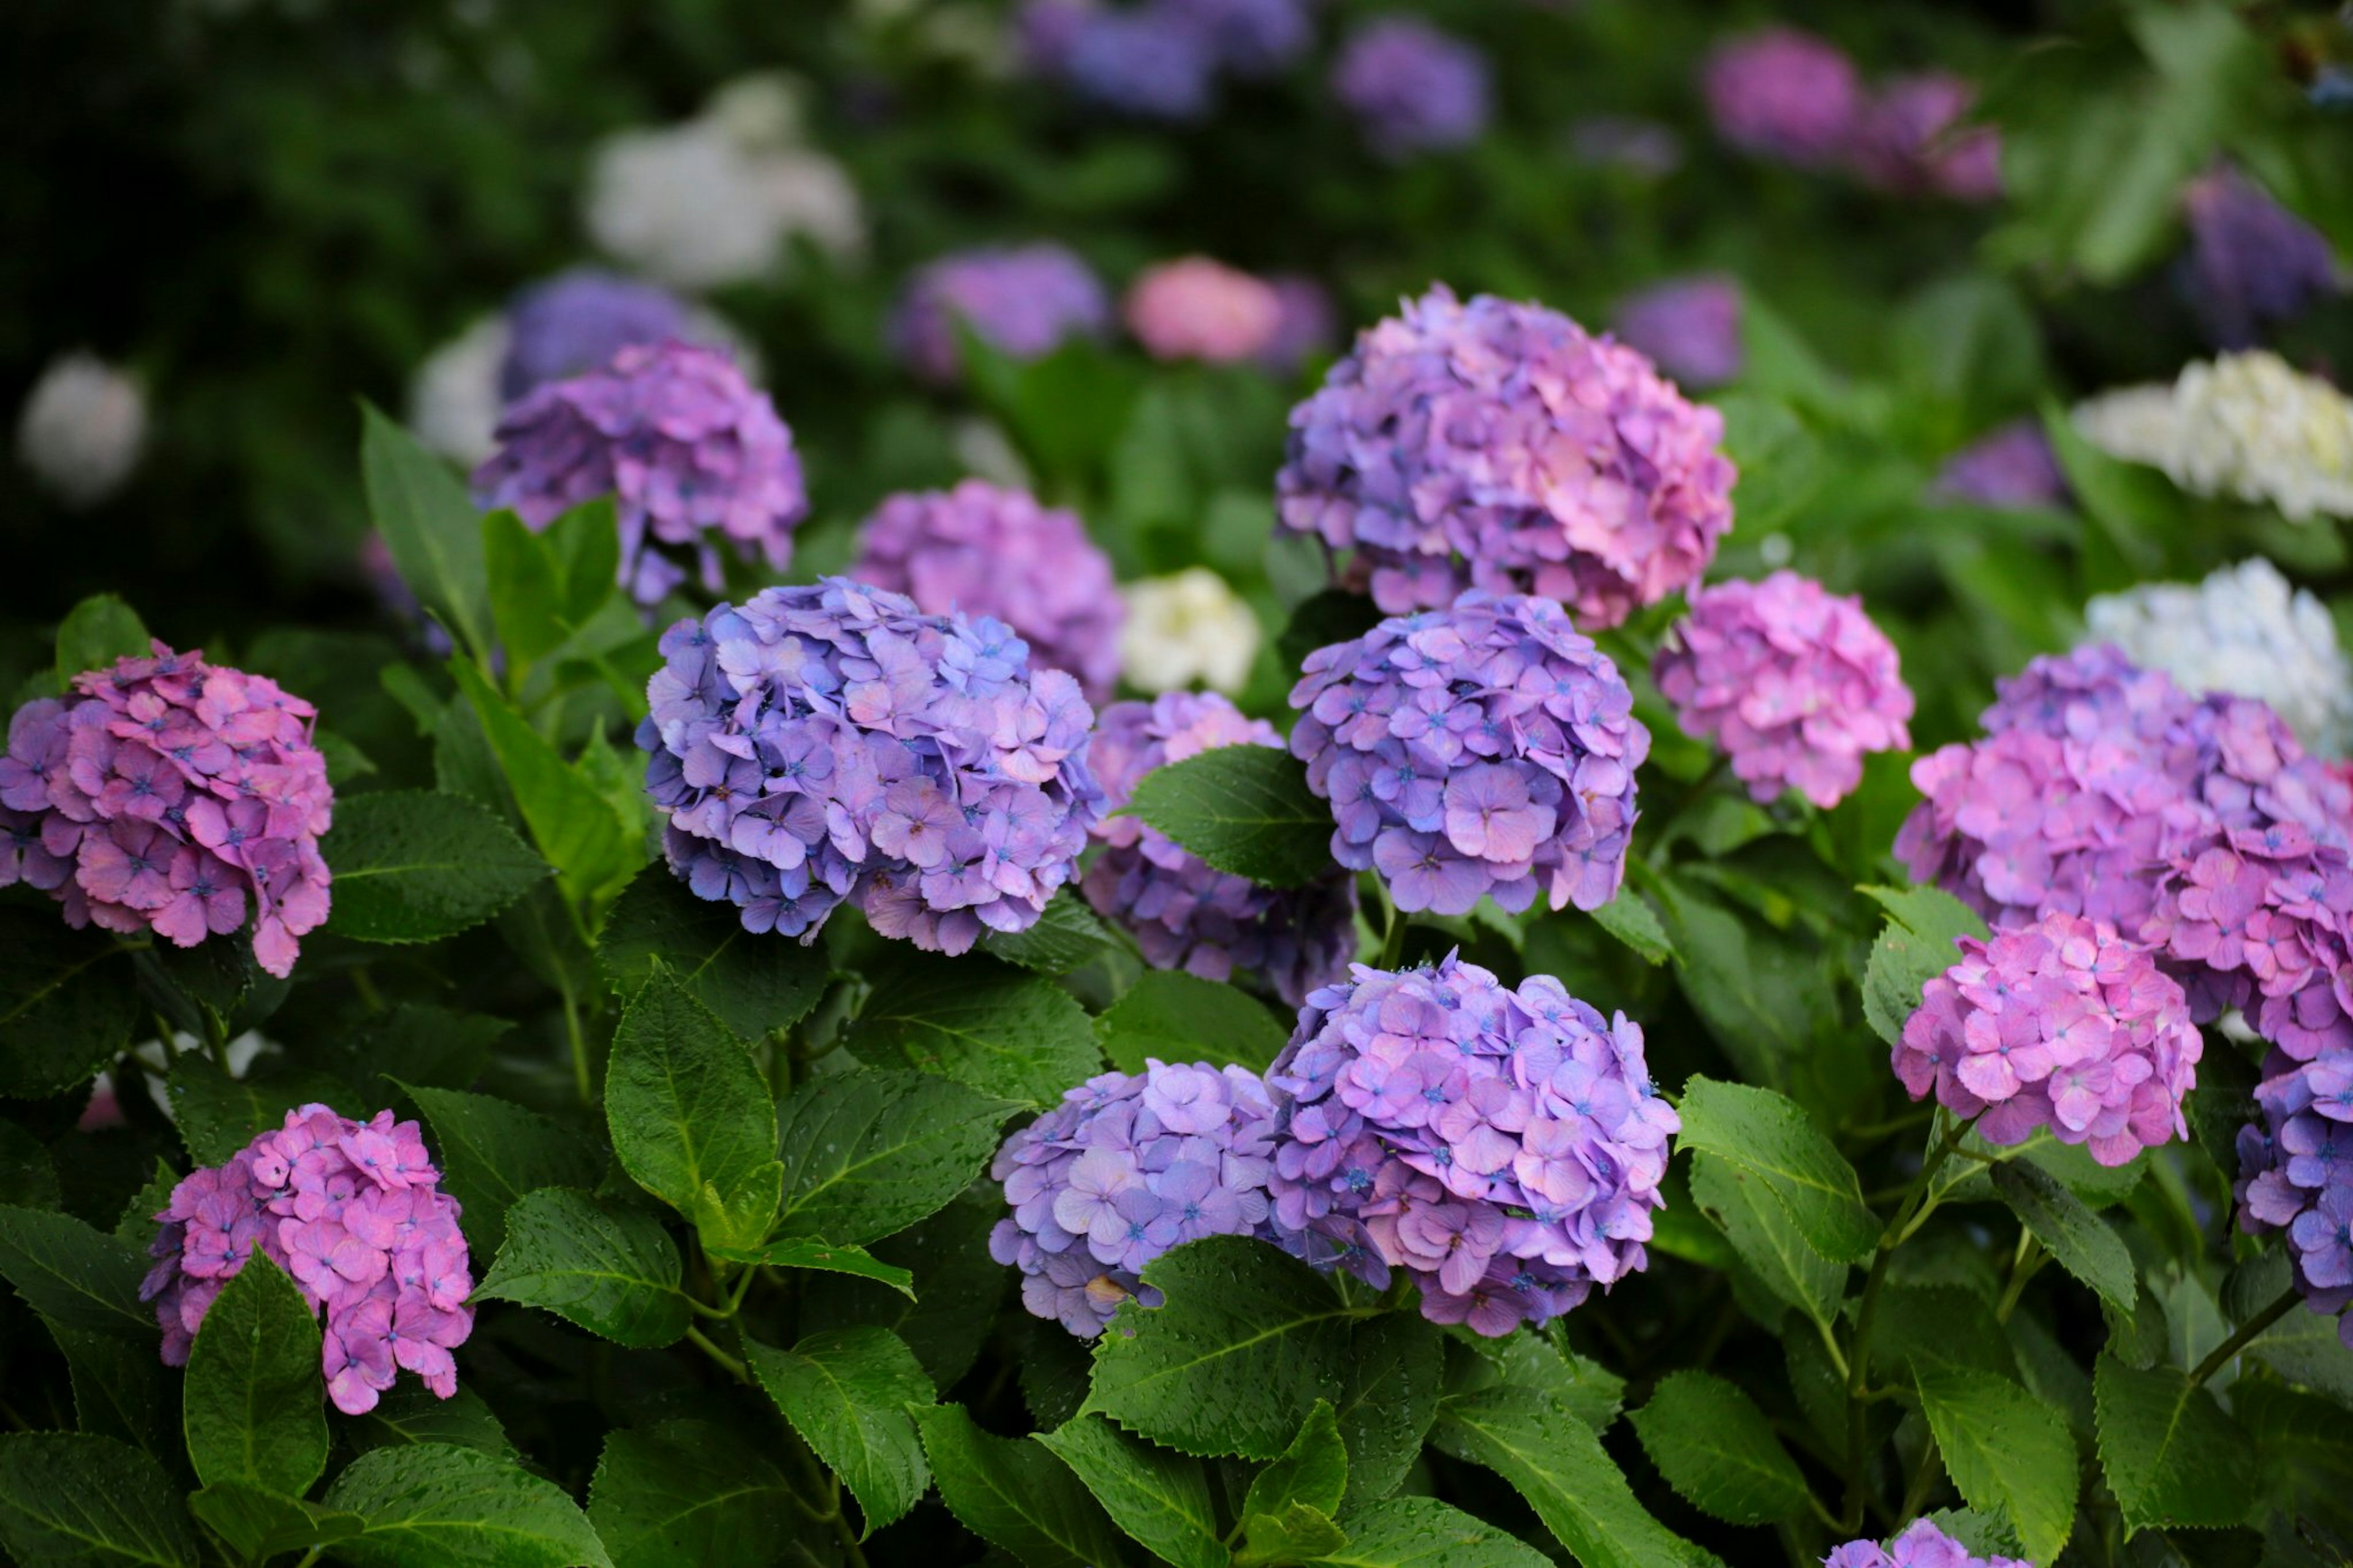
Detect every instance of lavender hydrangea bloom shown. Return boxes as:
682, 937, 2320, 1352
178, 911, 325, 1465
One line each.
1331, 18, 1491, 160
1654, 570, 1913, 809
1850, 73, 2003, 201
637, 577, 1102, 955
141, 1104, 472, 1415
892, 244, 1112, 384
1276, 286, 1737, 629
1612, 275, 1743, 390
1065, 5, 1218, 119
0, 643, 333, 977
990, 1060, 1278, 1336
2238, 1045, 2353, 1349
2183, 165, 2340, 349
1082, 694, 1357, 1007
1931, 420, 2069, 510
498, 269, 691, 403
472, 342, 807, 606
849, 480, 1123, 703
1823, 1519, 2031, 1568
1188, 0, 1313, 77
1701, 28, 1862, 170
1896, 912, 2202, 1165
1265, 955, 1678, 1335
2145, 823, 2353, 1059
1289, 593, 1649, 917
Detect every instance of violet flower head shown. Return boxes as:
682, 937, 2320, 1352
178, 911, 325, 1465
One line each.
1259, 275, 1338, 376
990, 1060, 1279, 1336
1265, 954, 1678, 1335
1612, 275, 1743, 390
2237, 1044, 2353, 1349
892, 244, 1112, 384
849, 480, 1123, 703
1331, 17, 1491, 161
2182, 164, 2341, 350
141, 1103, 472, 1415
1289, 592, 1650, 917
498, 268, 691, 403
1653, 570, 1913, 809
1276, 286, 1737, 629
1700, 28, 1862, 170
1931, 420, 2069, 510
1849, 73, 2003, 202
637, 577, 1103, 955
472, 341, 807, 607
1185, 0, 1313, 78
1083, 693, 1357, 1008
1064, 4, 1218, 120
2144, 823, 2353, 1059
1822, 1519, 2031, 1568
0, 643, 333, 977
1124, 257, 1283, 365
1895, 912, 2202, 1166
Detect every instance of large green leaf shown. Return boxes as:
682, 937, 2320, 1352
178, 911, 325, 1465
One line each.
0, 909, 139, 1098
1434, 1386, 1710, 1568
773, 1069, 1014, 1246
188, 1483, 366, 1564
2094, 1355, 2255, 1534
474, 1188, 691, 1349
980, 890, 1117, 977
1628, 1371, 1809, 1527
0, 1433, 201, 1567
482, 502, 621, 673
1036, 1414, 1223, 1568
326, 789, 550, 944
847, 951, 1102, 1108
1859, 885, 1988, 1048
586, 1420, 800, 1568
747, 1327, 934, 1537
1319, 1496, 1556, 1568
1689, 1151, 1849, 1336
1990, 1160, 2135, 1315
0, 1118, 58, 1208
915, 1403, 1130, 1568
2237, 1381, 2353, 1545
1590, 891, 1675, 966
322, 1442, 613, 1567
182, 1254, 328, 1497
46, 1319, 173, 1461
346, 1384, 514, 1460
1123, 746, 1332, 888
361, 404, 493, 662
1097, 970, 1291, 1077
594, 865, 827, 1043
448, 659, 638, 909
1245, 1401, 1347, 1523
605, 972, 781, 1252
1914, 1365, 2077, 1564
164, 1055, 348, 1168
1674, 1078, 1876, 1263
798, 1191, 1004, 1388
53, 594, 152, 691
0, 1203, 151, 1338
708, 1237, 913, 1298
400, 1083, 602, 1255
1330, 1312, 1444, 1509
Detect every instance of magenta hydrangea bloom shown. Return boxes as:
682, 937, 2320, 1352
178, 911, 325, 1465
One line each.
1700, 28, 1862, 170
2182, 164, 2341, 349
1331, 17, 1491, 160
2238, 1044, 2353, 1349
498, 268, 692, 402
1849, 73, 2003, 202
1931, 420, 2068, 510
0, 643, 332, 977
1823, 1519, 2031, 1568
1290, 593, 1648, 916
1276, 286, 1736, 629
2144, 822, 2353, 1060
1653, 570, 1913, 809
1612, 275, 1743, 390
891, 244, 1112, 384
1265, 955, 1677, 1335
472, 341, 806, 606
1895, 912, 2202, 1165
1083, 694, 1357, 1008
1124, 257, 1283, 365
141, 1103, 472, 1415
638, 577, 1103, 955
848, 480, 1123, 703
990, 1060, 1278, 1336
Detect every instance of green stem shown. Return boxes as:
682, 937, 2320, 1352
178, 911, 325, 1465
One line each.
2191, 1287, 2301, 1386
1896, 1432, 1942, 1526
785, 1439, 871, 1568
685, 1324, 748, 1382
556, 975, 591, 1107
1994, 1233, 2043, 1325
1373, 878, 1408, 971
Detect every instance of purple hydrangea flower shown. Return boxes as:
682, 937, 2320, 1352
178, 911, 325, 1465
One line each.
1849, 73, 2003, 202
1930, 420, 2069, 510
2182, 164, 2341, 350
1653, 570, 1913, 809
1701, 28, 1863, 170
472, 342, 807, 606
1611, 275, 1743, 390
849, 480, 1123, 703
1065, 4, 1218, 119
1276, 286, 1737, 629
990, 1060, 1278, 1336
2238, 1043, 2353, 1349
1823, 1519, 2031, 1568
1895, 912, 2202, 1166
891, 244, 1113, 384
1265, 955, 1677, 1335
1259, 274, 1338, 376
140, 1103, 472, 1415
498, 269, 692, 403
1289, 592, 1649, 917
1082, 693, 1357, 1007
0, 643, 333, 977
2145, 822, 2353, 1060
637, 577, 1103, 955
1186, 0, 1313, 77
1330, 17, 1491, 161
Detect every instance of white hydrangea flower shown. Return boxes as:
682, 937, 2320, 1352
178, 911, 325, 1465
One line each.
2073, 352, 2353, 523
1118, 569, 1262, 694
15, 351, 146, 508
2085, 557, 2353, 756
406, 314, 509, 466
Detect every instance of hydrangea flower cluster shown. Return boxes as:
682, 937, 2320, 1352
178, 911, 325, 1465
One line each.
1930, 420, 2068, 510
472, 342, 808, 606
1021, 0, 1312, 120
497, 269, 690, 403
1849, 74, 2003, 201
141, 1104, 472, 1416
1118, 569, 1261, 695
1611, 275, 1743, 390
847, 480, 1123, 703
1265, 956, 1678, 1334
1275, 286, 1736, 629
1123, 257, 1283, 365
2145, 824, 2353, 1059
1895, 912, 2202, 1165
2072, 353, 2353, 524
2237, 1047, 2353, 1350
2182, 165, 2340, 349
1700, 28, 1863, 169
990, 1061, 1278, 1336
1331, 17, 1492, 160
1824, 1520, 2029, 1568
1653, 570, 1914, 809
1082, 694, 1357, 1008
638, 578, 1102, 955
1289, 593, 1649, 915
892, 243, 1112, 384
0, 643, 332, 977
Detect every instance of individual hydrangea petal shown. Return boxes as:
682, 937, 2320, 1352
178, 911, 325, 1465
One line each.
1118, 569, 1262, 695
1265, 954, 1677, 1334
1822, 1519, 2032, 1568
1290, 591, 1649, 916
1083, 693, 1357, 1008
1612, 275, 1743, 390
141, 1103, 472, 1415
1330, 17, 1491, 160
1654, 570, 1913, 808
1930, 419, 2067, 510
891, 244, 1112, 384
2181, 164, 2341, 350
1124, 257, 1283, 365
1276, 286, 1737, 628
1848, 72, 2003, 201
849, 480, 1123, 703
498, 269, 691, 403
2072, 352, 2353, 524
1700, 28, 1862, 169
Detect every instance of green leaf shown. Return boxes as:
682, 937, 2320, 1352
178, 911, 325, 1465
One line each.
1097, 970, 1291, 1077
322, 1442, 613, 1567
0, 1433, 201, 1567
1628, 1371, 1809, 1527
400, 1083, 602, 1255
362, 404, 493, 662
2094, 1355, 2256, 1534
1320, 1495, 1556, 1568
346, 1005, 509, 1094
1434, 1386, 1709, 1568
1331, 1314, 1444, 1509
346, 1384, 514, 1460
46, 1320, 173, 1460
707, 1236, 914, 1298
188, 1483, 366, 1564
0, 1203, 151, 1337
594, 865, 828, 1043
1673, 1078, 1876, 1263
0, 1119, 59, 1208
182, 1254, 327, 1496
1860, 885, 1988, 1048
1085, 1236, 1358, 1460
53, 595, 151, 691
1036, 1413, 1223, 1568
0, 908, 139, 1097
773, 1069, 1015, 1246
166, 1055, 349, 1168
483, 502, 621, 672
448, 658, 638, 909
586, 1420, 800, 1568
605, 971, 781, 1252
326, 789, 550, 944
1493, 1336, 1623, 1436
915, 1403, 1130, 1568
1123, 746, 1332, 888
474, 1188, 690, 1349
1237, 1502, 1347, 1568
1991, 1159, 2137, 1315
798, 1191, 1004, 1389
1246, 1401, 1348, 1523
980, 890, 1118, 977
847, 950, 1101, 1108
1590, 891, 1675, 966
2237, 1381, 2353, 1545
747, 1327, 934, 1537
1914, 1365, 2078, 1564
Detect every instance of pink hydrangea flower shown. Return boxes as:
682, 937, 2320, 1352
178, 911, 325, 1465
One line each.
1849, 72, 2003, 201
1123, 257, 1283, 365
1700, 28, 1863, 169
1824, 1518, 2030, 1568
